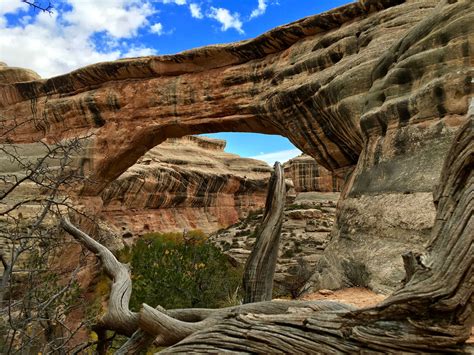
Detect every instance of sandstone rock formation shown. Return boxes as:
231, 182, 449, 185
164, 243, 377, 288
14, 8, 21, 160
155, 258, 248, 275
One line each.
1, 0, 472, 291
0, 62, 41, 85
284, 154, 343, 192
100, 135, 272, 235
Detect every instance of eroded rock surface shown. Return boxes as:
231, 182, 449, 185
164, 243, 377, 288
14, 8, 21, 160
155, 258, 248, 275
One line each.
0, 0, 443, 191
284, 154, 343, 192
100, 136, 272, 235
0, 62, 41, 84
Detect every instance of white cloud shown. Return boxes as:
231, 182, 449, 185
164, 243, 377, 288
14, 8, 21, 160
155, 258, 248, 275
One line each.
0, 1, 28, 16
208, 7, 243, 34
250, 149, 302, 165
63, 0, 154, 38
189, 3, 203, 19
162, 0, 187, 4
250, 0, 267, 19
123, 45, 157, 58
0, 0, 157, 78
150, 22, 164, 35
0, 11, 118, 78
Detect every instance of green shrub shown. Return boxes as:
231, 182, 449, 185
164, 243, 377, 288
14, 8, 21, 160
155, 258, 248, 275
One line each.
121, 231, 243, 310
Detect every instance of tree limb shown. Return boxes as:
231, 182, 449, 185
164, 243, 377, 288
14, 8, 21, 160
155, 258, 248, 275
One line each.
60, 217, 138, 335
243, 161, 286, 303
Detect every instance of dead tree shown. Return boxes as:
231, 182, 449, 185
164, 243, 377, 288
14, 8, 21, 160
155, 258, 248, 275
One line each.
22, 0, 53, 14
149, 116, 474, 353
242, 161, 286, 303
61, 216, 352, 353
0, 118, 92, 353
61, 117, 472, 352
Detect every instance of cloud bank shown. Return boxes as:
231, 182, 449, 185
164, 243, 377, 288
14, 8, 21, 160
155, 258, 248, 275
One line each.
250, 149, 302, 165
1, 0, 279, 78
0, 0, 157, 78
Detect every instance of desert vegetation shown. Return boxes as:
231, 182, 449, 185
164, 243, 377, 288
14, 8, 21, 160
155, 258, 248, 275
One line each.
121, 231, 243, 311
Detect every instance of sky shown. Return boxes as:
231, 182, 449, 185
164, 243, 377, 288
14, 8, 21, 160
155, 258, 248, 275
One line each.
0, 0, 352, 165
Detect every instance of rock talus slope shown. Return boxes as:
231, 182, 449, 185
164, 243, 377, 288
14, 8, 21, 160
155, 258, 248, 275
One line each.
1, 0, 472, 291
211, 192, 340, 295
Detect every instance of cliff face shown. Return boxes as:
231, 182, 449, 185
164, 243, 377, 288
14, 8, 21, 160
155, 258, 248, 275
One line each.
1, 0, 472, 291
100, 136, 272, 235
284, 154, 343, 193
0, 62, 41, 84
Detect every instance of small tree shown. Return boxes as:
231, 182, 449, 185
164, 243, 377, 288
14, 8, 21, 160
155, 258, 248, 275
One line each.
0, 115, 92, 353
122, 231, 242, 311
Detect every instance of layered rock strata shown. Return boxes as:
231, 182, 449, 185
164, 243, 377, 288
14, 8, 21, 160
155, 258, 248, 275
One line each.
284, 154, 343, 192
0, 0, 442, 192
1, 0, 472, 291
0, 62, 41, 84
100, 136, 272, 235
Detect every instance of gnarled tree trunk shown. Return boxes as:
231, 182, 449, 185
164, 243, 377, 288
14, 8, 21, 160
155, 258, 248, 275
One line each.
61, 115, 472, 353
157, 114, 473, 353
243, 161, 286, 303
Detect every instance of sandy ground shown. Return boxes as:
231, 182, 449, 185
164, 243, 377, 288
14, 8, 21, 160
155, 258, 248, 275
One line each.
301, 287, 386, 308
301, 288, 473, 344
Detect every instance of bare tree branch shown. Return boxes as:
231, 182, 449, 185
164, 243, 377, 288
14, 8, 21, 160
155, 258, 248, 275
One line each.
60, 217, 139, 335
21, 0, 53, 14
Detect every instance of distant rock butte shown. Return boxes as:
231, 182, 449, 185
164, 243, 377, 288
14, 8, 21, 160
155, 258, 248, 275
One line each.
99, 135, 272, 235
284, 154, 343, 193
1, 0, 472, 291
0, 62, 41, 84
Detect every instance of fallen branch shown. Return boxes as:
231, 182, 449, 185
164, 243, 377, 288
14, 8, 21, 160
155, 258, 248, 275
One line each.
61, 217, 354, 351
60, 217, 138, 335
149, 112, 474, 353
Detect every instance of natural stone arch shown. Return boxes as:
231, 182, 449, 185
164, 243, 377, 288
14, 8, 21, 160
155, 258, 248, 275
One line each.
0, 0, 428, 195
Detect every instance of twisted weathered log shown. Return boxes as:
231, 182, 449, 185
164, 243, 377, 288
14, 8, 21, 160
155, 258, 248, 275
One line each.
243, 161, 286, 303
60, 218, 139, 336
62, 216, 352, 351
115, 329, 156, 355
160, 115, 473, 352
62, 113, 472, 352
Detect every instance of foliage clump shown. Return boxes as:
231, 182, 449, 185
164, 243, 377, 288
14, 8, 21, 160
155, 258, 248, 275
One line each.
120, 230, 243, 310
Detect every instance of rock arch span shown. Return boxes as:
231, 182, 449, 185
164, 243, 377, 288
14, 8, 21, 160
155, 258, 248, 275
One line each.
0, 0, 414, 194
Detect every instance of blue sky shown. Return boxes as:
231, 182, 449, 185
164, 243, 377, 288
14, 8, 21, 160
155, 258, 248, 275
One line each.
0, 0, 351, 164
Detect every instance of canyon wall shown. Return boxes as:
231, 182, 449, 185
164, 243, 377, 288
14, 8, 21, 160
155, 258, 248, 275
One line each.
284, 154, 343, 192
100, 135, 272, 235
1, 0, 472, 291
